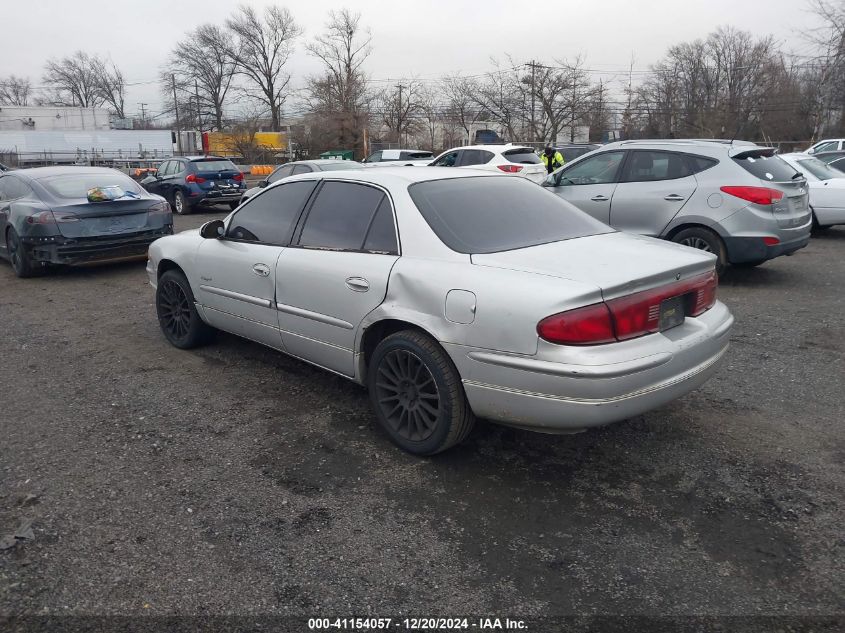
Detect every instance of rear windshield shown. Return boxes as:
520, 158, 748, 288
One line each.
795, 157, 844, 181
503, 148, 541, 164
400, 151, 434, 160
408, 176, 613, 254
732, 153, 798, 182
193, 159, 238, 172
318, 161, 362, 171
39, 173, 143, 199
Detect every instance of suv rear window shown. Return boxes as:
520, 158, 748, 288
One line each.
503, 148, 541, 164
732, 153, 798, 182
193, 159, 238, 172
408, 176, 612, 254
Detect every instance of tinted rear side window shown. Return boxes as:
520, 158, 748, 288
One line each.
298, 182, 386, 251
686, 155, 719, 174
503, 148, 541, 164
460, 150, 494, 166
227, 181, 316, 244
408, 176, 613, 254
732, 154, 798, 182
362, 197, 398, 254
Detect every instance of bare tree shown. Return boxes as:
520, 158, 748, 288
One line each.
441, 74, 481, 145
305, 8, 373, 155
91, 58, 126, 118
0, 75, 32, 106
226, 4, 301, 131
804, 1, 845, 138
415, 84, 442, 151
163, 24, 237, 130
42, 51, 104, 107
378, 79, 426, 145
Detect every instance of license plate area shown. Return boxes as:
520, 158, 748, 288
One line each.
658, 295, 685, 332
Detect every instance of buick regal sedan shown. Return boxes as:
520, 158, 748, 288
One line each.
147, 168, 733, 455
1, 166, 172, 277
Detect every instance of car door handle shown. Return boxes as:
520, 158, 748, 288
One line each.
345, 277, 370, 292
664, 194, 686, 201
252, 263, 270, 277
590, 195, 609, 202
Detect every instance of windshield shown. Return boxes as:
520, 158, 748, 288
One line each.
408, 176, 613, 254
39, 173, 143, 199
193, 159, 238, 172
795, 158, 843, 181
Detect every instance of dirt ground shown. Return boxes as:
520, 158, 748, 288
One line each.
1, 211, 843, 630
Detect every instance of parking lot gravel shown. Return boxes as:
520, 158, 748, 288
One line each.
1, 211, 843, 626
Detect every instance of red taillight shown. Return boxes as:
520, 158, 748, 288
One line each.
26, 211, 58, 224
537, 303, 616, 345
186, 174, 206, 184
720, 185, 784, 205
537, 271, 718, 346
497, 164, 523, 173
762, 236, 780, 246
233, 172, 244, 182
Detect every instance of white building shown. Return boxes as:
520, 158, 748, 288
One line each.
0, 106, 111, 132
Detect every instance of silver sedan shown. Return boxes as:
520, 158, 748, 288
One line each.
147, 168, 733, 455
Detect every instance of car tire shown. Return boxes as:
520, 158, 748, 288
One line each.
6, 228, 41, 278
155, 269, 214, 349
671, 227, 727, 276
811, 210, 829, 233
172, 190, 190, 215
367, 329, 475, 456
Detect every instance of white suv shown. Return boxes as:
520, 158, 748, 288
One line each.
429, 144, 547, 183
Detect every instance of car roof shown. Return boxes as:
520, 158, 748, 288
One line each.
441, 143, 535, 153
5, 166, 128, 181
600, 139, 764, 152
308, 159, 363, 166
277, 165, 499, 188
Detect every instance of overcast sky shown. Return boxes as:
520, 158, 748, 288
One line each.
0, 0, 822, 120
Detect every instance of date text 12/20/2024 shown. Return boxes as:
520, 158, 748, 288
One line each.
307, 618, 528, 630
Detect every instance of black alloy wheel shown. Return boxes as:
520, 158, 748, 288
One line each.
6, 228, 39, 278
368, 330, 475, 455
375, 349, 441, 443
156, 269, 213, 348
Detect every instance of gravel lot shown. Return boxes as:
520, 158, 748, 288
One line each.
1, 211, 843, 627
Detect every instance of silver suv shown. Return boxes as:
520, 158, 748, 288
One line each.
543, 140, 812, 273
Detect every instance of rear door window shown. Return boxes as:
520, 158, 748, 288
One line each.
459, 150, 494, 167
503, 148, 541, 164
292, 165, 313, 175
297, 181, 387, 251
362, 197, 399, 254
227, 181, 316, 244
558, 151, 625, 185
732, 153, 798, 182
621, 151, 692, 182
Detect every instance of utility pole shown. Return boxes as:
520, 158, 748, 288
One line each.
138, 103, 148, 129
395, 84, 404, 147
528, 60, 537, 143
194, 79, 202, 135
171, 74, 182, 155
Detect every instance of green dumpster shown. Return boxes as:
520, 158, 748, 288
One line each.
319, 150, 355, 161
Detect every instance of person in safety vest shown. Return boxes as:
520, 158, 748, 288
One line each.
541, 145, 565, 174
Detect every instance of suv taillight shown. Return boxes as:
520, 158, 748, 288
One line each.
497, 165, 523, 173
537, 271, 718, 345
186, 174, 206, 184
233, 172, 244, 182
720, 186, 784, 205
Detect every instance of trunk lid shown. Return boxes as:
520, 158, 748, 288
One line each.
769, 179, 811, 228
730, 148, 811, 228
471, 231, 716, 300
51, 199, 160, 238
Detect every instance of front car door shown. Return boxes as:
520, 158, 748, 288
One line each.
193, 181, 318, 350
432, 150, 461, 168
275, 180, 400, 376
546, 150, 626, 224
610, 150, 698, 236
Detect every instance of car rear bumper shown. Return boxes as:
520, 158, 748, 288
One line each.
188, 187, 244, 206
723, 229, 811, 263
22, 227, 173, 266
444, 301, 733, 433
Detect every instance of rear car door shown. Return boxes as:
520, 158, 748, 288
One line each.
546, 151, 625, 224
145, 161, 171, 196
275, 181, 400, 376
193, 181, 317, 350
610, 150, 698, 236
457, 149, 493, 168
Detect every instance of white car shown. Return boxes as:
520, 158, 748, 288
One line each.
430, 144, 547, 184
779, 153, 845, 229
362, 149, 434, 167
805, 139, 845, 155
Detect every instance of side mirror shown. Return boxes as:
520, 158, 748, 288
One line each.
259, 179, 269, 188
200, 219, 225, 239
